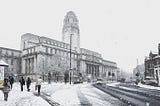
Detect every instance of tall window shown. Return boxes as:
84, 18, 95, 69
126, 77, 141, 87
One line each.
6, 51, 8, 56
5, 59, 8, 63
23, 42, 26, 49
51, 49, 53, 54
46, 47, 48, 53
55, 49, 57, 54
0, 49, 2, 54
11, 52, 14, 56
11, 59, 13, 65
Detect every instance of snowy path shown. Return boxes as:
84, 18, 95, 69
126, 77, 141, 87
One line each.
33, 93, 60, 106
0, 82, 127, 106
0, 83, 51, 106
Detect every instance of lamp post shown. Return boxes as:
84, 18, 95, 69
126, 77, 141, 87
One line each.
69, 34, 72, 84
42, 59, 44, 81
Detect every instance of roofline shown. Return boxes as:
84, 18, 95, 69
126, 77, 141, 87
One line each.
102, 59, 117, 64
0, 47, 21, 52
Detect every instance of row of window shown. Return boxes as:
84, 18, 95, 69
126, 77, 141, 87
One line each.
45, 47, 77, 58
27, 48, 36, 54
43, 40, 69, 49
4, 58, 14, 65
81, 49, 101, 58
0, 49, 19, 57
26, 46, 77, 59
0, 48, 20, 57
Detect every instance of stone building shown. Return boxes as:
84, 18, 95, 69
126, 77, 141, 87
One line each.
1, 11, 117, 82
145, 43, 160, 85
0, 47, 21, 78
133, 64, 145, 80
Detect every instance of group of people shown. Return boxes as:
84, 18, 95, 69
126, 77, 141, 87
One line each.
19, 76, 43, 95
19, 76, 31, 92
2, 76, 43, 101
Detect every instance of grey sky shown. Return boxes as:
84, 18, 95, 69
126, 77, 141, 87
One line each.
0, 0, 160, 72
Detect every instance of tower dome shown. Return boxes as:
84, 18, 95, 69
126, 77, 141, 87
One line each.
63, 11, 79, 33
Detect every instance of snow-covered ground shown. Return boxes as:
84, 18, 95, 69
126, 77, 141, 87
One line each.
0, 82, 125, 106
106, 81, 160, 91
105, 81, 120, 86
138, 83, 160, 90
0, 82, 51, 106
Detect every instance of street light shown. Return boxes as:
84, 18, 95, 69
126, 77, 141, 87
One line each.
69, 34, 73, 84
42, 59, 44, 81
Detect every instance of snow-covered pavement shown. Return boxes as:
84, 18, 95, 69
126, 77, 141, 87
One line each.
0, 82, 126, 106
0, 82, 51, 106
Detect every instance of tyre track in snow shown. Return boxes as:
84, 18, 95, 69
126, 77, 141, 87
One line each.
90, 85, 128, 106
76, 86, 92, 106
80, 84, 127, 106
33, 92, 60, 106
32, 84, 64, 106
93, 84, 160, 106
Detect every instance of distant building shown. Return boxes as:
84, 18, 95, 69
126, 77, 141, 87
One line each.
145, 43, 160, 85
116, 67, 121, 81
119, 69, 132, 82
133, 64, 145, 80
0, 11, 117, 81
0, 47, 21, 77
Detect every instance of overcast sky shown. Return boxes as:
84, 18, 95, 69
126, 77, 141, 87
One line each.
0, 0, 160, 72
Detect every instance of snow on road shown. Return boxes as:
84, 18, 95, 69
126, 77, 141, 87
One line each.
51, 84, 81, 106
79, 83, 126, 106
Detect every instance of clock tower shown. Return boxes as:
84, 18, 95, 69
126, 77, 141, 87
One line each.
62, 11, 80, 52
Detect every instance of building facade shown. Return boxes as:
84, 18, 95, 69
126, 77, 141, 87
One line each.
145, 43, 160, 86
0, 47, 21, 78
0, 11, 117, 81
133, 64, 145, 80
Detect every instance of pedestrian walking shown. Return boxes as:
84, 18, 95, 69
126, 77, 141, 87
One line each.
3, 78, 11, 101
9, 76, 14, 89
26, 77, 31, 91
19, 76, 25, 91
48, 72, 51, 84
36, 77, 43, 95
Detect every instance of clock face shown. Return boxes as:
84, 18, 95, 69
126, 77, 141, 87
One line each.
70, 18, 73, 23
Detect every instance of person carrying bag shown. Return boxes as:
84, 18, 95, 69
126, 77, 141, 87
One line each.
3, 78, 11, 101
36, 77, 43, 95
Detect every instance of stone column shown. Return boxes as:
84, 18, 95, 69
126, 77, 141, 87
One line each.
34, 55, 37, 75
31, 57, 34, 76
26, 59, 28, 75
86, 64, 88, 75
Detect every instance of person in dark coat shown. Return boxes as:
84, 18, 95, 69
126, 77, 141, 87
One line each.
3, 78, 11, 101
26, 77, 31, 91
19, 76, 25, 91
9, 76, 14, 89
